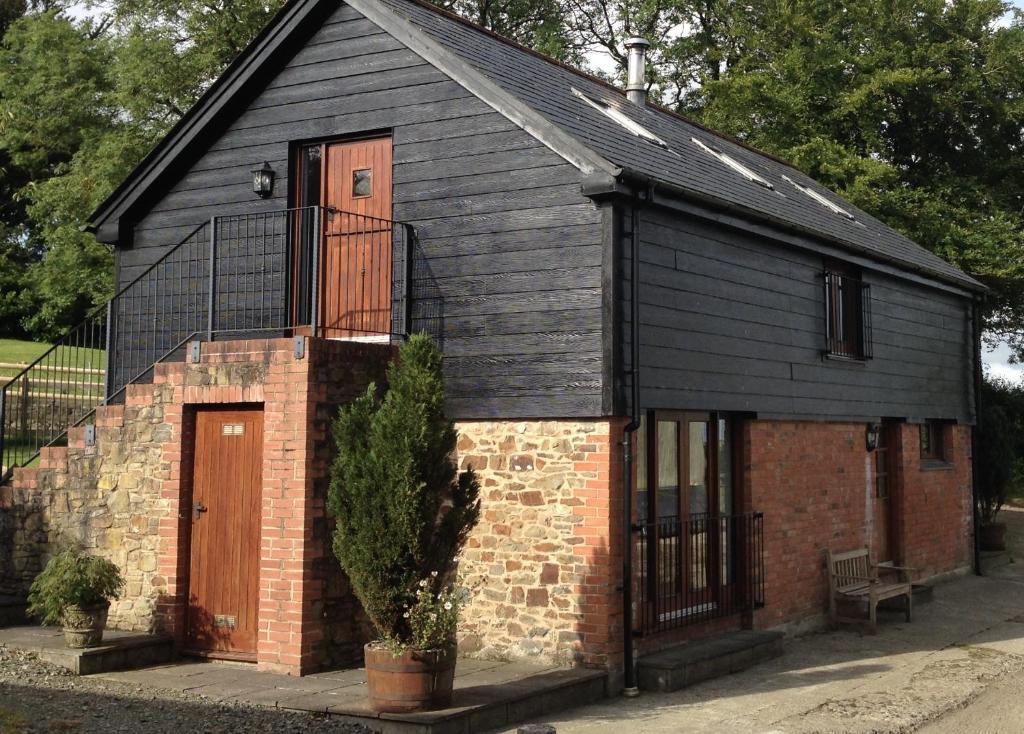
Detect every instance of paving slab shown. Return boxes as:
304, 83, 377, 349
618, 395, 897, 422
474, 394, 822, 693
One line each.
90, 656, 607, 733
0, 625, 174, 674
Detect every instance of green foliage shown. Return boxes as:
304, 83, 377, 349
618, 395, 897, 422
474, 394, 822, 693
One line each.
26, 548, 125, 625
328, 334, 480, 649
977, 378, 1024, 524
387, 579, 467, 653
0, 0, 284, 338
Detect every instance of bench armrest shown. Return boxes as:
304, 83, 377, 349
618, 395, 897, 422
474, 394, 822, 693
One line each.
875, 564, 915, 581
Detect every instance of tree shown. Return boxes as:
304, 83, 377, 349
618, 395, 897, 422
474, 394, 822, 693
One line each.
328, 334, 480, 644
0, 0, 287, 338
434, 0, 580, 61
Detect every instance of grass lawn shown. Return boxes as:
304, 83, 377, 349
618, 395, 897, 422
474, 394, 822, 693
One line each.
0, 338, 51, 366
0, 339, 105, 392
0, 708, 29, 733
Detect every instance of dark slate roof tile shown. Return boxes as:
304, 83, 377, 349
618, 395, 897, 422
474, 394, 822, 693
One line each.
380, 0, 980, 290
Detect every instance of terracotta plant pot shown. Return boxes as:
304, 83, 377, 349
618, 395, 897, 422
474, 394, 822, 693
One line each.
61, 602, 110, 648
364, 642, 457, 713
980, 522, 1007, 552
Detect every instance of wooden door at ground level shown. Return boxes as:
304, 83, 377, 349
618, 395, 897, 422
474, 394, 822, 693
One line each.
873, 424, 898, 564
322, 137, 393, 338
187, 407, 263, 657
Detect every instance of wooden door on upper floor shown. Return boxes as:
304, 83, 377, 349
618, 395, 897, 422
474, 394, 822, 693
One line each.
295, 136, 393, 339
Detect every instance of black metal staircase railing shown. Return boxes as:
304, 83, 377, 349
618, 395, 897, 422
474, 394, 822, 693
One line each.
0, 206, 415, 480
632, 511, 765, 634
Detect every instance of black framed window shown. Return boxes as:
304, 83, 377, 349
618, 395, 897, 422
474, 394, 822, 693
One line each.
824, 266, 872, 360
920, 421, 947, 462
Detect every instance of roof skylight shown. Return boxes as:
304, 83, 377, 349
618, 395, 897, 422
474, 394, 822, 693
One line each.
691, 138, 774, 190
572, 88, 668, 148
782, 175, 855, 221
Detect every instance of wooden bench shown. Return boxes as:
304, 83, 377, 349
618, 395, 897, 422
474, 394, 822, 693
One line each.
826, 547, 913, 632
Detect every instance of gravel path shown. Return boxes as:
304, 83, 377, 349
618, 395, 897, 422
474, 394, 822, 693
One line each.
0, 646, 372, 734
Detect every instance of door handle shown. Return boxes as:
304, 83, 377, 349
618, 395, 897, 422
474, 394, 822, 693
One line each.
194, 502, 208, 520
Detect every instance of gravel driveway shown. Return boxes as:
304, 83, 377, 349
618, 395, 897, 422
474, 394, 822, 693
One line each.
0, 646, 372, 734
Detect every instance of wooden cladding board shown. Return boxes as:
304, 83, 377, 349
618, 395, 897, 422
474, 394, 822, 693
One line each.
187, 407, 263, 656
119, 2, 605, 419
625, 206, 973, 423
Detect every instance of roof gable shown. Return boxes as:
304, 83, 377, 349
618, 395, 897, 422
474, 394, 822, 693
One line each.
87, 0, 980, 292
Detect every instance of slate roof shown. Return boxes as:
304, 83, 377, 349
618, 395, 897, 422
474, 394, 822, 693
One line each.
87, 0, 981, 292
377, 0, 981, 291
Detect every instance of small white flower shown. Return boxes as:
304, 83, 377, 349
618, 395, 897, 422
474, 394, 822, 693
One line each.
403, 612, 410, 618
419, 579, 428, 588
444, 602, 453, 610
431, 570, 439, 577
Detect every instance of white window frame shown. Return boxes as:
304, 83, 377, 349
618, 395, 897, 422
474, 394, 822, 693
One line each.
691, 137, 774, 190
782, 174, 855, 220
572, 88, 668, 148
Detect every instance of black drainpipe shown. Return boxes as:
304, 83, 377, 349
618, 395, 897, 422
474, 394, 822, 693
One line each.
970, 295, 984, 576
621, 191, 644, 696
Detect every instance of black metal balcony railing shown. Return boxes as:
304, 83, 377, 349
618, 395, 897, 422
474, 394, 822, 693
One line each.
0, 206, 415, 480
633, 512, 764, 635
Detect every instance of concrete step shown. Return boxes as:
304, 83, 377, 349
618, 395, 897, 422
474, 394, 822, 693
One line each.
0, 626, 174, 675
638, 630, 784, 693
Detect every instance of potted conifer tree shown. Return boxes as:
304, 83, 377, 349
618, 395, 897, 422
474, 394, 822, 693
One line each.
328, 334, 480, 713
27, 548, 125, 648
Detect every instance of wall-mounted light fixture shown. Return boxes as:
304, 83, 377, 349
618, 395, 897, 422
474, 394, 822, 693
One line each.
251, 161, 275, 198
865, 422, 882, 452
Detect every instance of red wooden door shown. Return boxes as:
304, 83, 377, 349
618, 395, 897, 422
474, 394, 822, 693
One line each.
321, 137, 393, 338
187, 408, 263, 657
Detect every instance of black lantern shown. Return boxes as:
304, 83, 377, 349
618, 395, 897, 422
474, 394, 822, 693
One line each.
251, 161, 275, 198
865, 422, 881, 451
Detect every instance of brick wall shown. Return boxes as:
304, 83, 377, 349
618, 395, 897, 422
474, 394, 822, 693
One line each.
455, 419, 624, 669
0, 337, 391, 676
748, 419, 973, 631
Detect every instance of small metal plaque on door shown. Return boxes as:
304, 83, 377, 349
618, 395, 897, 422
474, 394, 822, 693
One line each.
222, 423, 244, 436
213, 614, 237, 629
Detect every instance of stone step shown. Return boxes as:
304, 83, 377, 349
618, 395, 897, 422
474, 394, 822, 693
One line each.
637, 630, 784, 693
0, 626, 175, 675
981, 550, 1013, 574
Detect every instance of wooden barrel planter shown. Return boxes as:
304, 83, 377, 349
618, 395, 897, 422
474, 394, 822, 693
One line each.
364, 642, 457, 713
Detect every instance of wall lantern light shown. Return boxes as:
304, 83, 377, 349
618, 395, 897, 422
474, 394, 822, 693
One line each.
865, 422, 881, 452
251, 161, 275, 198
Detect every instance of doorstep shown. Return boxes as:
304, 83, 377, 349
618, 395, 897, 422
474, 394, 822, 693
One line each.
0, 625, 174, 675
637, 630, 785, 693
97, 657, 609, 734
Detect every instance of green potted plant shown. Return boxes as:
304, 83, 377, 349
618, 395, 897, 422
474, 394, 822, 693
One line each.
329, 333, 480, 713
26, 549, 125, 648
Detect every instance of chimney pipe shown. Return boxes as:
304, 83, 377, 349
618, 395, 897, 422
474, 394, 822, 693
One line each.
624, 37, 650, 106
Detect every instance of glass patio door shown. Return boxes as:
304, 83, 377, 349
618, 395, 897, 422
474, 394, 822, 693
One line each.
636, 411, 735, 624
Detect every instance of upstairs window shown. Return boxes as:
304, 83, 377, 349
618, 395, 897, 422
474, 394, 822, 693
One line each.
691, 138, 774, 190
572, 88, 668, 148
782, 175, 856, 221
824, 266, 872, 360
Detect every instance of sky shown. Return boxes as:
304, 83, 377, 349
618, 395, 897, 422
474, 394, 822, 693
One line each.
62, 0, 1024, 382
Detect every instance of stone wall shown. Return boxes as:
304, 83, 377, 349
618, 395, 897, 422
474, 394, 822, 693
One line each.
0, 337, 392, 675
454, 419, 624, 669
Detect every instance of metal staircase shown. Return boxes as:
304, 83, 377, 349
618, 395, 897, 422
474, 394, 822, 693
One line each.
0, 206, 415, 481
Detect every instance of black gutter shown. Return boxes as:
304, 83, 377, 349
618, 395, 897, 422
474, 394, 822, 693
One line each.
620, 191, 645, 697
971, 296, 984, 576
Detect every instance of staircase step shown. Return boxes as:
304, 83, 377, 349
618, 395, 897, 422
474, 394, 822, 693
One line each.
0, 626, 174, 675
638, 630, 784, 692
